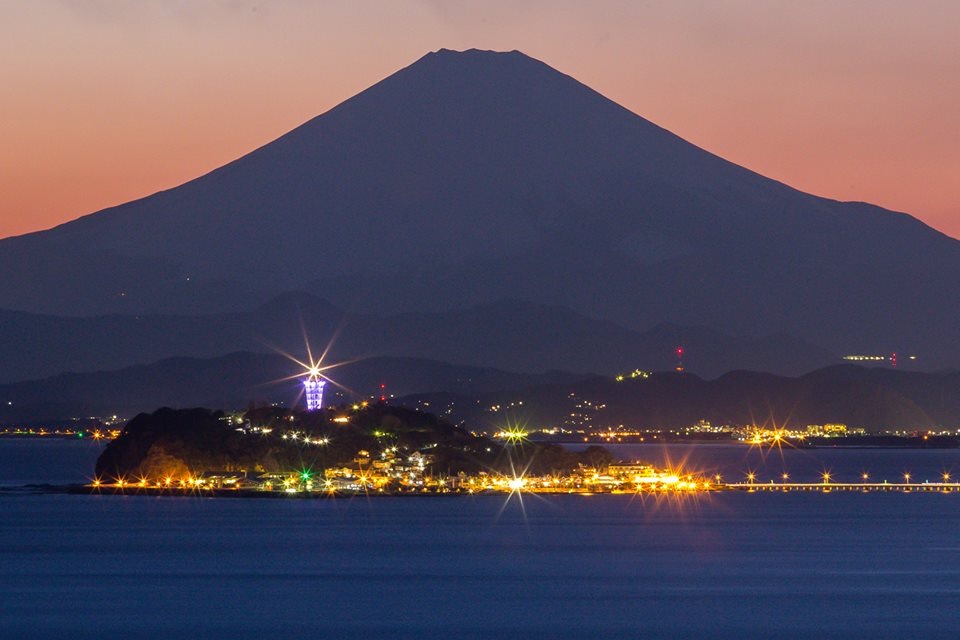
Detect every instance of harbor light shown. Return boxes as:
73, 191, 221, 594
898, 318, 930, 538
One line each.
496, 426, 529, 444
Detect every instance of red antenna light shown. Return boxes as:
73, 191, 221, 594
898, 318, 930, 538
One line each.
675, 346, 685, 373
890, 352, 897, 367
379, 383, 387, 403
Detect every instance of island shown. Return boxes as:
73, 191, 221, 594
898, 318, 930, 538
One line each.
87, 403, 960, 497
91, 403, 656, 495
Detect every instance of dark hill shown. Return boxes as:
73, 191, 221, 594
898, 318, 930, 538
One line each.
399, 365, 960, 432
0, 49, 956, 365
0, 293, 837, 384
0, 352, 587, 423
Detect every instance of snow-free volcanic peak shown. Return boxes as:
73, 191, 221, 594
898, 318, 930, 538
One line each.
0, 49, 957, 367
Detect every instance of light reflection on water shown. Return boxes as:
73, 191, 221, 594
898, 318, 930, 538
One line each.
2, 440, 960, 639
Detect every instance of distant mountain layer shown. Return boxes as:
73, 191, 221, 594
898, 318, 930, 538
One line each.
0, 49, 956, 366
0, 352, 588, 422
2, 349, 956, 431
0, 293, 838, 384
399, 366, 960, 432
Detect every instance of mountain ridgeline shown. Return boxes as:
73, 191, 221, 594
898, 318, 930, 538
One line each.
0, 352, 588, 423
399, 365, 960, 433
0, 48, 957, 369
0, 293, 836, 384
2, 350, 959, 432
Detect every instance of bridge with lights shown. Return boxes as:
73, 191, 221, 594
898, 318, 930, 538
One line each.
721, 481, 960, 493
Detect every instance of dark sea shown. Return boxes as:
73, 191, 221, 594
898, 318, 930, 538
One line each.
3, 439, 960, 639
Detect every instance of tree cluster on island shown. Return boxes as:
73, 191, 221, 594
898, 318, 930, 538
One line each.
94, 404, 613, 483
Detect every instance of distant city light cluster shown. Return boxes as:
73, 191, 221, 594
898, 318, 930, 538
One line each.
565, 392, 607, 430
615, 369, 650, 382
494, 426, 529, 443
843, 353, 917, 364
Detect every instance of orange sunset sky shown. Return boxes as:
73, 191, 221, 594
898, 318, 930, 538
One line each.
1, 1, 958, 240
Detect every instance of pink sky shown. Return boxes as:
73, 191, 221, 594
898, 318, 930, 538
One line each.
1, 1, 958, 239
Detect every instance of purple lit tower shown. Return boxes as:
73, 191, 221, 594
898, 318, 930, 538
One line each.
303, 369, 326, 412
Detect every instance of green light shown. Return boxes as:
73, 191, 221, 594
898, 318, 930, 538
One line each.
300, 470, 311, 481
77, 432, 84, 438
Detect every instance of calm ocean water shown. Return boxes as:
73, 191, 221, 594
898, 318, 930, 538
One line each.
3, 439, 960, 639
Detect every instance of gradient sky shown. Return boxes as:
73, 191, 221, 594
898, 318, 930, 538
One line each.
1, 0, 958, 240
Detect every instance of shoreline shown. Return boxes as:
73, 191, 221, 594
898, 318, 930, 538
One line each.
5, 482, 960, 498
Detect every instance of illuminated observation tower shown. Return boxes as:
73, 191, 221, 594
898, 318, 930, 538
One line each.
303, 367, 326, 412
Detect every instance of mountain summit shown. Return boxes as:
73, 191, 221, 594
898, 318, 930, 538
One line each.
1, 49, 957, 365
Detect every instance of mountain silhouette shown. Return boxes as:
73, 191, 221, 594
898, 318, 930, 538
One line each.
402, 365, 960, 432
0, 352, 588, 422
0, 49, 956, 366
0, 294, 835, 384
